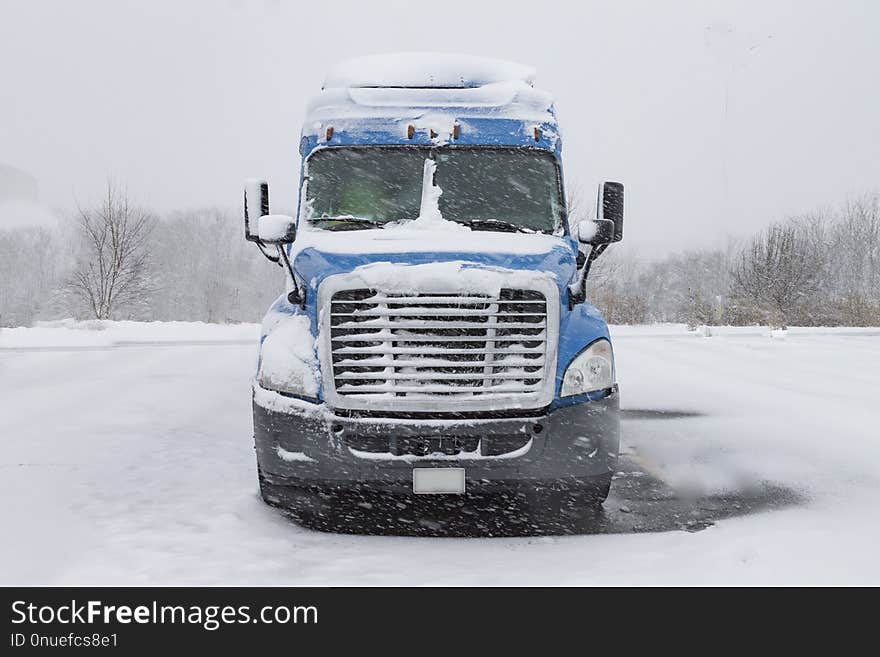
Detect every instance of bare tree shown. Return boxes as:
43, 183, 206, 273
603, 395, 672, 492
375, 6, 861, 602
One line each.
68, 182, 154, 319
731, 217, 825, 327
829, 194, 880, 325
587, 249, 650, 324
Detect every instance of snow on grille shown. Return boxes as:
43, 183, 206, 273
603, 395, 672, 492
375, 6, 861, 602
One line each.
327, 288, 550, 408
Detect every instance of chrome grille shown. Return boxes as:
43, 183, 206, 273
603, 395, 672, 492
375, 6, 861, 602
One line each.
320, 282, 558, 411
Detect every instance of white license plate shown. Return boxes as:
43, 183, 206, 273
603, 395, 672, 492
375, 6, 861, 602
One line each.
412, 468, 466, 494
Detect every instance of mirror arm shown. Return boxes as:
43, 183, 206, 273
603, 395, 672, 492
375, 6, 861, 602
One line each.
568, 243, 608, 309
276, 244, 306, 309
255, 240, 280, 264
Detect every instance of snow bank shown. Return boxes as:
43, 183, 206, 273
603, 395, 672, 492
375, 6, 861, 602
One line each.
0, 319, 259, 349
608, 324, 880, 339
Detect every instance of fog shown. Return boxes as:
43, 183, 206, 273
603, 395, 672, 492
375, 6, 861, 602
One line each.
1, 0, 878, 254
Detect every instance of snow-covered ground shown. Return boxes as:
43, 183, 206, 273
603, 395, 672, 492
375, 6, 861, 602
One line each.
1, 321, 878, 585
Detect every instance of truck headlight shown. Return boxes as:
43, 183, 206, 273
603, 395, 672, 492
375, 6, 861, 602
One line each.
560, 339, 615, 397
258, 367, 318, 399
257, 315, 320, 400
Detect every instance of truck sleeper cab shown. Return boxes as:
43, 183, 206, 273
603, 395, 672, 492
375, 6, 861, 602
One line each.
243, 54, 624, 525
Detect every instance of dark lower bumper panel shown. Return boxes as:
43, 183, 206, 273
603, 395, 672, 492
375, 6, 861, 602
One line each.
253, 390, 619, 493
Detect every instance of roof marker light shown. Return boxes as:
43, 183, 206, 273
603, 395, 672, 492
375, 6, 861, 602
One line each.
407, 124, 415, 139
325, 126, 334, 141
533, 127, 541, 142
453, 124, 460, 140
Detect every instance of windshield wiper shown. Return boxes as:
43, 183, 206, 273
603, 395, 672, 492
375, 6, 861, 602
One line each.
454, 219, 536, 234
312, 216, 387, 231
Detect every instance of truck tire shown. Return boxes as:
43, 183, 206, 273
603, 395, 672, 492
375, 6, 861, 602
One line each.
258, 467, 340, 529
587, 473, 613, 505
540, 474, 612, 507
524, 475, 613, 530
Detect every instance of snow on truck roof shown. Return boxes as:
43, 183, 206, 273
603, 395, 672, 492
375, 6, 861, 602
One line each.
301, 53, 559, 154
322, 53, 537, 89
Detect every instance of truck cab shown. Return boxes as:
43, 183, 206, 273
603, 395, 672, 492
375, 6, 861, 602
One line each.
244, 54, 624, 525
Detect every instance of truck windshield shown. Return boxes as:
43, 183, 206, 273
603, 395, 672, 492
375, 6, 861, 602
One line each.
304, 147, 564, 234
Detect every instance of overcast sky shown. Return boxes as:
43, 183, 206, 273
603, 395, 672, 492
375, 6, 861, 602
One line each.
1, 0, 878, 255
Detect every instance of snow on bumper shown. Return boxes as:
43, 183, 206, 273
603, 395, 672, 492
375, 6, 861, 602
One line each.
252, 385, 619, 491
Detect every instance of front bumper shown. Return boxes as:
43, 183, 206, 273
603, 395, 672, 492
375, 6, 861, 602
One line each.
253, 387, 619, 494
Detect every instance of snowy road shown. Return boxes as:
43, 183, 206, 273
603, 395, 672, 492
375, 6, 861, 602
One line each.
1, 323, 879, 585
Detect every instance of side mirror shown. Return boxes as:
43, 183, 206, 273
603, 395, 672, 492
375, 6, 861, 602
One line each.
244, 179, 269, 242
258, 214, 297, 244
597, 181, 624, 242
578, 219, 615, 244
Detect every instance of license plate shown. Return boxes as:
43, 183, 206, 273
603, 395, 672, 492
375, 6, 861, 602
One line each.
412, 468, 466, 494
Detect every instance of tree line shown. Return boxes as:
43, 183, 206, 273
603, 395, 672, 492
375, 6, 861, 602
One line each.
1, 183, 878, 328
587, 194, 880, 327
0, 183, 283, 327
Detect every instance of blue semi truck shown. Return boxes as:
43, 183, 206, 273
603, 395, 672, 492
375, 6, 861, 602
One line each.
243, 54, 624, 525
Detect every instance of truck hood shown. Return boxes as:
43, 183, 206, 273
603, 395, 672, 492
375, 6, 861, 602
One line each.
289, 229, 579, 296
